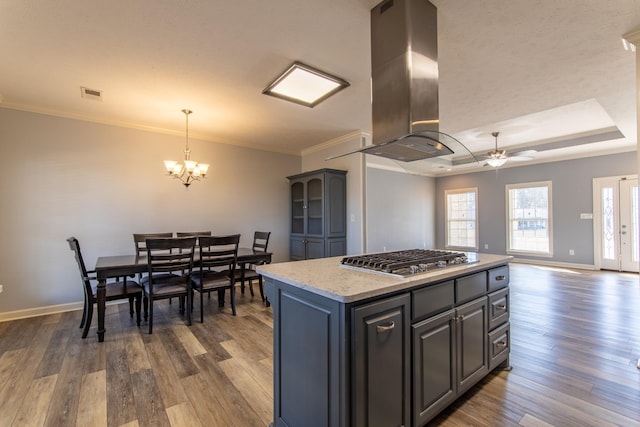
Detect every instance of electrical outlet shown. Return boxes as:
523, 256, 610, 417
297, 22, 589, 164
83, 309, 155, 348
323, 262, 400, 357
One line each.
484, 244, 489, 249
0, 284, 3, 293
569, 249, 575, 256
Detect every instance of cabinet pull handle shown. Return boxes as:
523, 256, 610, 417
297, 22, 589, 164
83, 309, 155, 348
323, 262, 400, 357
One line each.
376, 322, 395, 333
496, 340, 507, 348
495, 275, 506, 281
495, 304, 507, 311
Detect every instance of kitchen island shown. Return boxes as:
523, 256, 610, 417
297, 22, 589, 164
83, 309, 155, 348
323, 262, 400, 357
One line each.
258, 252, 512, 427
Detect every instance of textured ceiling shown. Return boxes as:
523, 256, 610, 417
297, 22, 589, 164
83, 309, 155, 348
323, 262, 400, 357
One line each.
1, 0, 639, 175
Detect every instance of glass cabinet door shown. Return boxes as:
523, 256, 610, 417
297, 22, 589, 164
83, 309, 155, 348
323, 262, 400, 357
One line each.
306, 177, 323, 236
291, 181, 305, 235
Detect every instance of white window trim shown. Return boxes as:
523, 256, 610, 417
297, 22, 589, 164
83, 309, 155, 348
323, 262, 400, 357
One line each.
445, 187, 479, 251
505, 181, 553, 257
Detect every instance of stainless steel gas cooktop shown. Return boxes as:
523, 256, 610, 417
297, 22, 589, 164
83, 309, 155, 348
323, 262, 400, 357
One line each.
340, 249, 478, 277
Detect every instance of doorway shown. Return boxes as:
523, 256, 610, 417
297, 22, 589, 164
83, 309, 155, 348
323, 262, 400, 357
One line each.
593, 175, 639, 272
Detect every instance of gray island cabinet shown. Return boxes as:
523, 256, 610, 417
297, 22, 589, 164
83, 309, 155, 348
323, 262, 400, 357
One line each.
258, 253, 512, 427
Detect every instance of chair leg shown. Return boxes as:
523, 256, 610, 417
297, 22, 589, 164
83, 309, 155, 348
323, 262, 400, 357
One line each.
230, 285, 236, 316
82, 302, 93, 339
143, 296, 149, 321
200, 289, 204, 323
247, 278, 255, 297
187, 291, 192, 326
258, 276, 265, 302
135, 295, 142, 326
128, 296, 134, 318
80, 295, 89, 329
148, 298, 154, 334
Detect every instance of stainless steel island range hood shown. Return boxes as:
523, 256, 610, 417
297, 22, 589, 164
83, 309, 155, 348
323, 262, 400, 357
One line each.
331, 0, 474, 163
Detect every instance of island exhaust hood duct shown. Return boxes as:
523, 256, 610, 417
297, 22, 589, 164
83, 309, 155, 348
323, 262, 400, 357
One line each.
361, 0, 474, 162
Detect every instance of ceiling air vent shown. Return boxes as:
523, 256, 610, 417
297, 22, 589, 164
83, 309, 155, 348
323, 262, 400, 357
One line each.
80, 86, 103, 101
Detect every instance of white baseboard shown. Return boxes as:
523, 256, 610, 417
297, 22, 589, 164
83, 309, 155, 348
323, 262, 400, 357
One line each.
511, 257, 596, 271
0, 300, 126, 323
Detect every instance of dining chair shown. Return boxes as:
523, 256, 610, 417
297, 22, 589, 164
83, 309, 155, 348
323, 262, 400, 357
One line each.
237, 231, 271, 303
67, 237, 143, 338
176, 231, 212, 241
191, 234, 240, 322
134, 232, 175, 304
142, 236, 197, 333
133, 232, 174, 256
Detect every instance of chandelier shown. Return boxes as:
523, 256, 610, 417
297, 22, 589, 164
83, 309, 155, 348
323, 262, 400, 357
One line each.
163, 109, 209, 187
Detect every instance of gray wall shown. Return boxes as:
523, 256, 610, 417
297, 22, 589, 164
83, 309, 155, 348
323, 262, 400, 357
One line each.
366, 167, 436, 252
435, 152, 637, 265
0, 108, 300, 317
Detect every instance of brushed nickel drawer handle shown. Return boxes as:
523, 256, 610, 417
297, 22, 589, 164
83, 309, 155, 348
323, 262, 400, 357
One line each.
376, 322, 395, 333
495, 340, 507, 348
495, 275, 506, 281
495, 304, 507, 311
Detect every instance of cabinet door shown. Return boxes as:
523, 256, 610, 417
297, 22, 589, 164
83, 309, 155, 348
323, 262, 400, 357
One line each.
412, 308, 456, 426
273, 284, 342, 427
290, 237, 306, 261
306, 238, 325, 259
290, 180, 305, 235
306, 176, 324, 236
326, 172, 346, 238
456, 297, 489, 394
353, 294, 410, 427
326, 238, 346, 258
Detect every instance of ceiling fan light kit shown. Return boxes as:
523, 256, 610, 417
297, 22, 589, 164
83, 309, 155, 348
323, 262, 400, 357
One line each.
486, 131, 509, 168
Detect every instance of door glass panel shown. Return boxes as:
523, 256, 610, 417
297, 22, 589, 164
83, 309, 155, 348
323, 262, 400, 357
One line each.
631, 184, 638, 263
602, 187, 615, 260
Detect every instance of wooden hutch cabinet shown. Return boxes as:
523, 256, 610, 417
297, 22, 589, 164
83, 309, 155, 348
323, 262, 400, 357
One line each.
287, 168, 347, 261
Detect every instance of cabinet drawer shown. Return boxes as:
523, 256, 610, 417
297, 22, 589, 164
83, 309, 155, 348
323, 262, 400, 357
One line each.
488, 322, 510, 370
455, 272, 487, 304
412, 280, 454, 321
488, 266, 509, 292
488, 288, 509, 330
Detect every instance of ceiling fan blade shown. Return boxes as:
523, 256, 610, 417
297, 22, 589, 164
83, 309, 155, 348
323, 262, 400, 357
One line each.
507, 149, 537, 161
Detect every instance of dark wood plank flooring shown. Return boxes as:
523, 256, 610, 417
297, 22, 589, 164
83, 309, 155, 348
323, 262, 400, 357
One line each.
0, 264, 639, 426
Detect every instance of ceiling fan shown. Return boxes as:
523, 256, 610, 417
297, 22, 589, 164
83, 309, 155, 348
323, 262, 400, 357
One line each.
484, 131, 536, 167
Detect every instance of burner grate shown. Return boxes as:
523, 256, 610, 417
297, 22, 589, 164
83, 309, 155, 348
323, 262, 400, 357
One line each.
340, 249, 471, 275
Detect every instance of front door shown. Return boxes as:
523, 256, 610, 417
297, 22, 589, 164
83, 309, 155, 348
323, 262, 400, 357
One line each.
619, 178, 639, 272
594, 175, 639, 272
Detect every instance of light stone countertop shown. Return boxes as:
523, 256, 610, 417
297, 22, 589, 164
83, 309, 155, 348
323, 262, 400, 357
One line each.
257, 253, 512, 303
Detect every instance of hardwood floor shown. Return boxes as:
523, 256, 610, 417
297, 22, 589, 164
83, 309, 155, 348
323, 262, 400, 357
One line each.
0, 263, 639, 426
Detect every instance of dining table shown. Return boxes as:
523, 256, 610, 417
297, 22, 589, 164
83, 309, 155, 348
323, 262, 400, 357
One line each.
93, 247, 272, 342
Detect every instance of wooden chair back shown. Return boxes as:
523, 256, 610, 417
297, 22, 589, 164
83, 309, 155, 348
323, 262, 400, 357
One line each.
66, 236, 93, 300
252, 231, 271, 253
198, 234, 240, 277
133, 232, 173, 256
145, 237, 197, 277
176, 231, 212, 247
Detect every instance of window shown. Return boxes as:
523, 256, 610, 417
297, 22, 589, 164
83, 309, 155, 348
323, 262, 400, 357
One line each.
445, 188, 478, 250
506, 181, 552, 256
